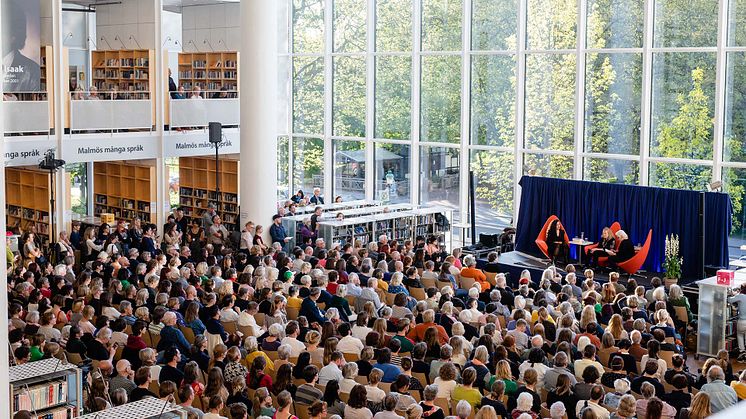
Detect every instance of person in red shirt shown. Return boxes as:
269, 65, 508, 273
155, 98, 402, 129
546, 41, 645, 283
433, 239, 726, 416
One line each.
460, 255, 489, 292
407, 309, 449, 345
573, 323, 603, 348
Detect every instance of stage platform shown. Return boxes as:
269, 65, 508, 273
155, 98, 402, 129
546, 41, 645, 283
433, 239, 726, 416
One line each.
479, 251, 662, 288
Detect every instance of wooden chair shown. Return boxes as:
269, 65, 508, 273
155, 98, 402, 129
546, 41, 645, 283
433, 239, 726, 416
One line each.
223, 321, 238, 335
149, 380, 161, 395
142, 331, 153, 347
294, 403, 311, 419
287, 307, 300, 320
343, 352, 360, 362
354, 376, 368, 384
436, 280, 453, 291
413, 372, 430, 386
114, 345, 124, 362
659, 350, 675, 366
65, 351, 84, 366
180, 325, 196, 344
255, 313, 266, 327
149, 331, 160, 348
339, 392, 350, 403
193, 396, 205, 411
485, 271, 498, 286
379, 382, 392, 393
421, 277, 436, 289
409, 287, 426, 301
539, 387, 548, 402
238, 324, 254, 338
460, 275, 476, 290
385, 293, 397, 306
434, 398, 451, 416
345, 295, 357, 308
266, 350, 280, 361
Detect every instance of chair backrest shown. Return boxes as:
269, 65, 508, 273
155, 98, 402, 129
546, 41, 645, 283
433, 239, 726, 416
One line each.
659, 350, 675, 365
409, 287, 426, 301
537, 215, 559, 243
385, 293, 397, 306
674, 306, 689, 324
459, 275, 476, 290
180, 325, 196, 344
343, 352, 360, 362
618, 229, 653, 275
485, 271, 498, 286
421, 277, 436, 289
222, 321, 238, 335
413, 372, 430, 386
254, 313, 266, 327
204, 331, 223, 357
609, 222, 623, 249
294, 403, 311, 419
287, 306, 300, 321
434, 397, 451, 416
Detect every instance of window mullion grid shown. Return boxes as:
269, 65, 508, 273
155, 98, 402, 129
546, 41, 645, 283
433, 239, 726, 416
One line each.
411, 0, 422, 207
639, 0, 656, 186
323, 0, 334, 198
365, 0, 376, 201
713, 0, 728, 184
459, 0, 472, 235
574, 0, 587, 180
513, 0, 527, 226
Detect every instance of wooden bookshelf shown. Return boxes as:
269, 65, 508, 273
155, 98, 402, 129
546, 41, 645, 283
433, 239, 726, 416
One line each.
93, 162, 157, 224
5, 168, 52, 247
10, 359, 82, 419
178, 156, 240, 231
177, 52, 238, 93
91, 49, 155, 97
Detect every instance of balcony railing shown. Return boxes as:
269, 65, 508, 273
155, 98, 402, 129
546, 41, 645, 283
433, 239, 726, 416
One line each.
3, 92, 50, 134
169, 91, 240, 129
70, 90, 153, 133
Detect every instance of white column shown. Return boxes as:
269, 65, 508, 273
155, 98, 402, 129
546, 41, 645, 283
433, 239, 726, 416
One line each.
240, 0, 278, 239
0, 0, 10, 408
154, 0, 167, 230
52, 0, 66, 235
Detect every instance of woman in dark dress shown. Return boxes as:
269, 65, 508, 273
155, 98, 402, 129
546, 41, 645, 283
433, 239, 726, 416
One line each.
588, 227, 616, 267
546, 220, 569, 263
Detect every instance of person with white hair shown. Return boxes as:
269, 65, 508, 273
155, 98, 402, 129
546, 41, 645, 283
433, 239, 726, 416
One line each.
511, 392, 536, 418
549, 401, 566, 419
608, 229, 634, 266
460, 254, 489, 291
454, 399, 472, 419
701, 365, 738, 413
603, 378, 631, 409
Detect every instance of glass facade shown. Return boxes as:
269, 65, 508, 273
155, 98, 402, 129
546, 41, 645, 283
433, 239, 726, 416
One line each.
281, 0, 746, 247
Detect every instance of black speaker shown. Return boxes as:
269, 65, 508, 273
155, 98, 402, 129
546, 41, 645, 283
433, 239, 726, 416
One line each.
209, 122, 222, 144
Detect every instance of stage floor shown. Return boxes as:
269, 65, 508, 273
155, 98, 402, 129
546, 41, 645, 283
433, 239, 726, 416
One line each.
486, 250, 662, 288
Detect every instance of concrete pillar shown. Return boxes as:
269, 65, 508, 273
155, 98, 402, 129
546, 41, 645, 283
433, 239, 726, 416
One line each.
0, 0, 10, 407
239, 0, 278, 239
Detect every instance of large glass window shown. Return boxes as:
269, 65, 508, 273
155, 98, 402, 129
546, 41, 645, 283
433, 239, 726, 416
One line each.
278, 137, 290, 200
333, 56, 366, 137
422, 0, 463, 51
421, 56, 461, 144
375, 143, 411, 204
334, 0, 366, 52
471, 55, 516, 147
584, 53, 642, 155
586, 0, 644, 49
729, 0, 746, 46
292, 138, 325, 194
584, 158, 639, 184
376, 0, 412, 52
724, 52, 746, 163
293, 57, 324, 135
650, 52, 716, 160
420, 146, 460, 216
525, 54, 576, 151
648, 161, 712, 191
292, 0, 324, 53
524, 153, 574, 179
471, 0, 518, 51
471, 150, 514, 233
375, 56, 412, 140
723, 168, 746, 244
653, 0, 718, 47
333, 140, 366, 201
526, 0, 578, 50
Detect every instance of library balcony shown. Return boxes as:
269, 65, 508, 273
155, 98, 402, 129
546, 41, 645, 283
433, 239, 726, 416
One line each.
3, 93, 52, 135
69, 89, 153, 133
168, 90, 239, 129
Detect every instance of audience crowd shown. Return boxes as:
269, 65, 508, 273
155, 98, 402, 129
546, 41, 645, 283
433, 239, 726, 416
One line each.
7, 202, 744, 419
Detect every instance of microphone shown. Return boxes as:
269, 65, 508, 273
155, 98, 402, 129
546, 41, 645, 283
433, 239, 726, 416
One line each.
157, 394, 175, 419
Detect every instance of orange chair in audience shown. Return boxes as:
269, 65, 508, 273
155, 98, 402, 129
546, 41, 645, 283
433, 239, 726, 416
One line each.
617, 229, 653, 276
535, 215, 568, 259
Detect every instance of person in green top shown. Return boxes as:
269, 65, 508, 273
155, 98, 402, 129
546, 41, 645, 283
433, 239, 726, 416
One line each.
6, 235, 15, 270
487, 359, 518, 396
452, 367, 483, 409
392, 318, 416, 354
669, 284, 693, 322
329, 284, 354, 322
29, 334, 45, 362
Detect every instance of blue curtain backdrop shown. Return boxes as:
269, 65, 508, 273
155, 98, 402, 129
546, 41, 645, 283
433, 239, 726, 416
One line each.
514, 176, 732, 279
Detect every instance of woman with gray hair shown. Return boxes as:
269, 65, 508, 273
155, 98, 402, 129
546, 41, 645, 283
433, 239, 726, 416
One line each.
511, 392, 537, 419
419, 384, 445, 418
454, 400, 472, 419
340, 362, 359, 393
609, 229, 634, 266
549, 402, 566, 419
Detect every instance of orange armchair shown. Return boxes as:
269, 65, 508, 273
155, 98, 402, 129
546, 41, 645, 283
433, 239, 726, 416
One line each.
617, 229, 653, 275
584, 222, 623, 255
535, 215, 569, 259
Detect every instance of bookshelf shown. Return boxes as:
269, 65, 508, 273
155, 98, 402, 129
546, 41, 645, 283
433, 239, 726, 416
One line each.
317, 208, 452, 250
91, 49, 155, 97
178, 156, 239, 231
10, 358, 82, 419
282, 203, 412, 247
93, 162, 156, 224
5, 168, 52, 248
176, 52, 238, 93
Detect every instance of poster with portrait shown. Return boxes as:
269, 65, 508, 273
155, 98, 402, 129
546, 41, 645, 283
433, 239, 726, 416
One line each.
2, 0, 41, 92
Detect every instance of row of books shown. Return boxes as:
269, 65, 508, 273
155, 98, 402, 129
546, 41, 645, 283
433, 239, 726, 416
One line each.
103, 58, 149, 67
35, 405, 76, 419
13, 380, 67, 412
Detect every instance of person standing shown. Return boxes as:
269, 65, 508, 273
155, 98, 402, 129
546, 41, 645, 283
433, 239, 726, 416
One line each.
270, 214, 291, 252
729, 284, 746, 362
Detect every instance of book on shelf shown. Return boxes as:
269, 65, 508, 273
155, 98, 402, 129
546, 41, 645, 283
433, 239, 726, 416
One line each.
13, 380, 67, 412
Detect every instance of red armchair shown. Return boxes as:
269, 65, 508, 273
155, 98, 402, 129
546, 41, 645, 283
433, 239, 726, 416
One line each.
618, 229, 653, 275
535, 215, 569, 259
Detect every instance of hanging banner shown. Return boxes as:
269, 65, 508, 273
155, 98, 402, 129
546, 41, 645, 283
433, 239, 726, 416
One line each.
4, 138, 56, 167
62, 135, 159, 163
164, 130, 240, 157
2, 0, 41, 92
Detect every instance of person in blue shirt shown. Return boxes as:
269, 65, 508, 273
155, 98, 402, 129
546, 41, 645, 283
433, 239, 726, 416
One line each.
269, 214, 291, 252
301, 287, 326, 326
310, 188, 324, 205
157, 311, 192, 355
203, 305, 228, 342
371, 348, 400, 383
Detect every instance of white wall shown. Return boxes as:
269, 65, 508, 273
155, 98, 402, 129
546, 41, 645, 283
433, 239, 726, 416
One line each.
94, 0, 155, 50
40, 0, 52, 46
181, 3, 240, 52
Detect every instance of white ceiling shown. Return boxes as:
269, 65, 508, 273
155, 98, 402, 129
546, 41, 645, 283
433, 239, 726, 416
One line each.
64, 0, 239, 13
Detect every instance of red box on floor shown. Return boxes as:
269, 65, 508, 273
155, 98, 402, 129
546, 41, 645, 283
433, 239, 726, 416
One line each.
717, 269, 735, 285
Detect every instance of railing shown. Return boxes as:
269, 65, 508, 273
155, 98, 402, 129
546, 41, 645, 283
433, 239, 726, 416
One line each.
70, 90, 153, 132
168, 90, 240, 129
3, 92, 50, 134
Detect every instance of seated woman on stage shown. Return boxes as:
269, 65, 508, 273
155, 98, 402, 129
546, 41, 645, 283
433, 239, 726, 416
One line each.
608, 230, 635, 266
546, 220, 569, 264
588, 227, 615, 267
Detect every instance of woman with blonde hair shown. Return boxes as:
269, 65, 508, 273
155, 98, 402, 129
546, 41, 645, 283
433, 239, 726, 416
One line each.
305, 330, 324, 365
606, 313, 629, 341
474, 405, 498, 419
610, 394, 637, 419
680, 392, 711, 419
602, 282, 617, 304
579, 305, 598, 330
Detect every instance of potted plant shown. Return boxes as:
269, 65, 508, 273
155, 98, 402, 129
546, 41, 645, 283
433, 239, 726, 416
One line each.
663, 234, 683, 286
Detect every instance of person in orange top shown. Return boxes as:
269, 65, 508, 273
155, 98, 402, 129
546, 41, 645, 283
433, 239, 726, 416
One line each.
460, 255, 489, 292
406, 309, 450, 345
